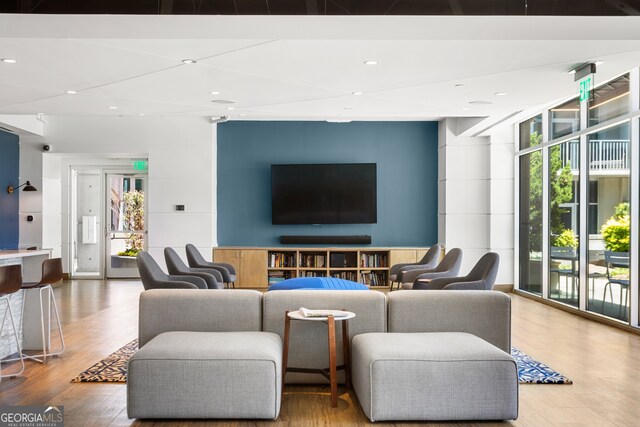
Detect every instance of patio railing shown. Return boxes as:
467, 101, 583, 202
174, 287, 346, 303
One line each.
561, 139, 629, 171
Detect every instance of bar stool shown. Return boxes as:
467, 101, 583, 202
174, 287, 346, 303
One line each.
21, 258, 65, 363
0, 264, 26, 381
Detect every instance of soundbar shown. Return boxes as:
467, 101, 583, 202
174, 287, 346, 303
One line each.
280, 235, 372, 245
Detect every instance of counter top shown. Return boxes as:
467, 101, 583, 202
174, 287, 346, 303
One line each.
0, 249, 52, 260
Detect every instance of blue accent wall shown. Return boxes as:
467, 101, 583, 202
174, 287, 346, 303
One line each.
0, 130, 19, 249
217, 121, 438, 246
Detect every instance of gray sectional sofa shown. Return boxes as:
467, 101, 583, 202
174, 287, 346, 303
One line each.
127, 289, 518, 422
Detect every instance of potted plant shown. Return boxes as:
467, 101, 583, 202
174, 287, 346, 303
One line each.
601, 202, 630, 253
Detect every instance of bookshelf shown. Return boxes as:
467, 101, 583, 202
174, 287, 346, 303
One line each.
213, 247, 428, 288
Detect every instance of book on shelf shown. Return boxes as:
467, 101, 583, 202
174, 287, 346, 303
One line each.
301, 254, 326, 268
297, 307, 350, 318
360, 253, 388, 268
269, 252, 295, 268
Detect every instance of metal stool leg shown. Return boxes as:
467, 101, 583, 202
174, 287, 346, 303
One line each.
21, 285, 64, 363
0, 295, 26, 380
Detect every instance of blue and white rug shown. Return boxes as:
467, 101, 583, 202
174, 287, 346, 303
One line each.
512, 347, 573, 384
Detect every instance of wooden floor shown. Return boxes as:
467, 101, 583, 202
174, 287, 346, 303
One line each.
1, 280, 640, 426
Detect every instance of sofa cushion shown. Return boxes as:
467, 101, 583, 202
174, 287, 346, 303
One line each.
351, 332, 518, 422
388, 290, 511, 353
262, 289, 386, 383
268, 277, 368, 290
127, 331, 282, 420
138, 289, 263, 347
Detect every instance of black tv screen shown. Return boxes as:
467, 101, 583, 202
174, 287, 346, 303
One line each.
271, 163, 377, 225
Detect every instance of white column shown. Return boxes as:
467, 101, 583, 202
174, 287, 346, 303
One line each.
488, 125, 515, 285
439, 118, 491, 277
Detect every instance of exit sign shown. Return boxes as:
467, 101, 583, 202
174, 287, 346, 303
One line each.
579, 76, 592, 102
133, 160, 148, 171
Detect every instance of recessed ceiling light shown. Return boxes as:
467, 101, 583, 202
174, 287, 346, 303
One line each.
210, 91, 221, 95
352, 91, 363, 96
494, 92, 507, 96
66, 90, 77, 95
182, 59, 197, 64
108, 106, 118, 110
1, 58, 17, 63
469, 100, 493, 105
454, 83, 464, 87
138, 113, 146, 116
211, 99, 235, 104
226, 107, 235, 111
364, 60, 378, 66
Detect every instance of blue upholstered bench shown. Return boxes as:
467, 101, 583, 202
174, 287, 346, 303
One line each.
267, 277, 369, 291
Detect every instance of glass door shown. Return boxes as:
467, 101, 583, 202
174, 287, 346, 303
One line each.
70, 169, 103, 278
106, 174, 146, 278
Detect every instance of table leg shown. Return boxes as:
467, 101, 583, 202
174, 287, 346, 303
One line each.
342, 318, 350, 391
327, 315, 338, 407
282, 311, 291, 402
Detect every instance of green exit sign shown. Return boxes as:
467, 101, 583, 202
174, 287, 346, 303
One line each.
579, 76, 592, 102
133, 160, 148, 171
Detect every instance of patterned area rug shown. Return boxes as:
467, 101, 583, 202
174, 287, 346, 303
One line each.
512, 347, 572, 384
70, 339, 138, 382
70, 339, 572, 384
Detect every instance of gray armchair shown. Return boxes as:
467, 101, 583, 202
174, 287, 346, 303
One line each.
185, 243, 237, 289
413, 252, 499, 290
164, 248, 223, 289
389, 244, 441, 291
401, 248, 463, 290
137, 251, 207, 290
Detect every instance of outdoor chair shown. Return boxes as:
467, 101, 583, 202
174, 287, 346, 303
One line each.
550, 246, 579, 300
602, 251, 630, 318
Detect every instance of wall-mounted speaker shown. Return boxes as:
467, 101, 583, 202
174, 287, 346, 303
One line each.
280, 235, 371, 245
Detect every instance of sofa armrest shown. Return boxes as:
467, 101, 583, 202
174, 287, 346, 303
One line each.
189, 267, 224, 284
390, 262, 415, 276
167, 275, 208, 289
398, 267, 436, 284
444, 280, 485, 290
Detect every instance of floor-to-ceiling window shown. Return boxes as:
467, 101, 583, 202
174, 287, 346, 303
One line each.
549, 138, 580, 306
586, 122, 630, 321
519, 115, 543, 294
516, 71, 637, 327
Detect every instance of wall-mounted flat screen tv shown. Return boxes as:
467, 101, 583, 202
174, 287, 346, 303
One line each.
271, 163, 377, 225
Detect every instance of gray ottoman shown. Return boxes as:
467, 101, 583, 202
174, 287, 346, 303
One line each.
127, 331, 282, 420
352, 332, 518, 422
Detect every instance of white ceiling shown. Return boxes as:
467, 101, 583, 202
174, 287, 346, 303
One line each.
1, 14, 640, 125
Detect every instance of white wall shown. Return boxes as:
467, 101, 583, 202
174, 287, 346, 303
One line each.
438, 118, 515, 285
19, 116, 217, 272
